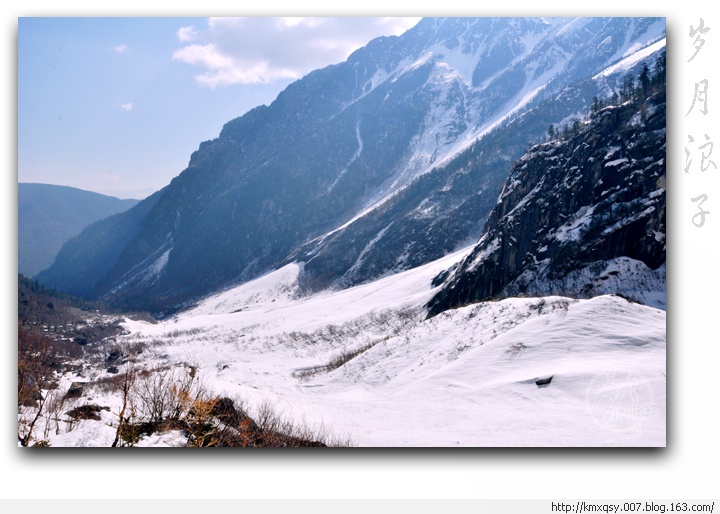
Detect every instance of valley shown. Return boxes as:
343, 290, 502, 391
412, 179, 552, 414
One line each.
19, 251, 665, 447
19, 17, 667, 448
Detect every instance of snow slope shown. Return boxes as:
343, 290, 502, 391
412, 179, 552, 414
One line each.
40, 247, 665, 447
37, 19, 667, 311
351, 18, 667, 208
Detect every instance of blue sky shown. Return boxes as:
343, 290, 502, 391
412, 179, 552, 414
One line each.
18, 17, 420, 199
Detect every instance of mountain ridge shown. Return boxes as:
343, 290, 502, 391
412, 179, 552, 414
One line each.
428, 58, 666, 316
37, 17, 666, 314
18, 183, 139, 277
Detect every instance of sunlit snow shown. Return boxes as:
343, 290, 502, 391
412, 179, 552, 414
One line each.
39, 246, 664, 447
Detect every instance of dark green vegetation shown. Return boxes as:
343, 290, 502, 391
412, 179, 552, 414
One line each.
19, 183, 139, 277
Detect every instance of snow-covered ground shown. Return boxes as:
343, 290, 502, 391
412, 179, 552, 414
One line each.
31, 246, 665, 447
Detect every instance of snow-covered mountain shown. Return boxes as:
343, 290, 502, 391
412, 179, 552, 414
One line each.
428, 61, 666, 316
22, 18, 667, 448
35, 250, 665, 447
37, 17, 666, 314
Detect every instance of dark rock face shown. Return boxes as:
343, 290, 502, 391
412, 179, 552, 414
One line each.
36, 18, 666, 313
65, 382, 84, 399
428, 76, 666, 316
536, 376, 554, 387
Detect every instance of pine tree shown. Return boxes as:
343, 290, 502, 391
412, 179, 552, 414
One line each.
638, 62, 651, 97
572, 118, 581, 134
620, 73, 635, 102
547, 124, 557, 140
651, 52, 666, 89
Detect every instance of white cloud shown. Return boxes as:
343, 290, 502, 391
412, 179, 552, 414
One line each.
173, 44, 234, 70
173, 17, 421, 88
113, 44, 128, 53
177, 25, 199, 42
120, 102, 133, 111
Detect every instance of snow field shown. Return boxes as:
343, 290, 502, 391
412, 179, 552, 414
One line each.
111, 249, 665, 447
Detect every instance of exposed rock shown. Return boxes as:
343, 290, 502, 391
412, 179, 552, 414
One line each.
429, 70, 666, 316
35, 18, 666, 314
536, 376, 554, 387
65, 382, 84, 399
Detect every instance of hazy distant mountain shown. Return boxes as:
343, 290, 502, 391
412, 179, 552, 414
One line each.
18, 183, 139, 277
37, 17, 666, 313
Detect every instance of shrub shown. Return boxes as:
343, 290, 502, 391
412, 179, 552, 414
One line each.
18, 325, 57, 446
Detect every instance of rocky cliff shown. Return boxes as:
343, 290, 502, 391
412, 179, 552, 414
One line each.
428, 64, 666, 316
37, 18, 666, 314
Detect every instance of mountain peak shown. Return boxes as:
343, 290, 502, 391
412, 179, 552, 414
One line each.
37, 18, 666, 314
